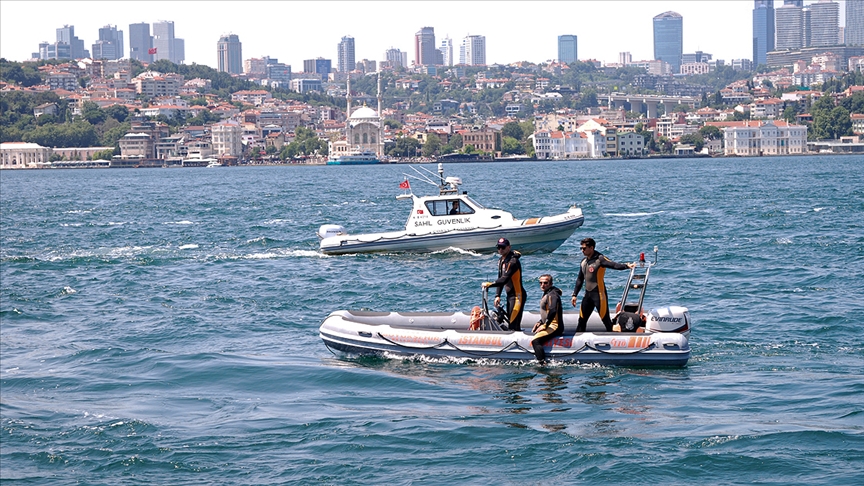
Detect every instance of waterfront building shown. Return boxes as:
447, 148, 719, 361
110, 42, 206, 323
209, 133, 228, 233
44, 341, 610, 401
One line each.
653, 11, 683, 74
848, 0, 864, 45
0, 142, 52, 169
617, 132, 645, 156
338, 36, 356, 72
809, 0, 839, 47
92, 25, 124, 60
776, 3, 804, 49
304, 58, 332, 76
711, 120, 807, 155
558, 35, 578, 64
212, 120, 243, 157
152, 21, 184, 64
217, 34, 242, 74
329, 75, 384, 157
752, 0, 775, 65
415, 27, 437, 66
129, 22, 152, 62
462, 35, 486, 66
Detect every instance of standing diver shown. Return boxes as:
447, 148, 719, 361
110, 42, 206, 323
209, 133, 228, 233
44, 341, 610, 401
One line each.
483, 238, 526, 331
571, 238, 634, 332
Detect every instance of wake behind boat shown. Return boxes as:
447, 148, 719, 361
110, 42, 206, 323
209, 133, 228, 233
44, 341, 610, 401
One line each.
320, 248, 692, 366
317, 164, 584, 254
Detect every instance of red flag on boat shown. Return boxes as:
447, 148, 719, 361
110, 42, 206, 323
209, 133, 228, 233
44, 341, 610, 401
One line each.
148, 47, 157, 55
399, 179, 410, 189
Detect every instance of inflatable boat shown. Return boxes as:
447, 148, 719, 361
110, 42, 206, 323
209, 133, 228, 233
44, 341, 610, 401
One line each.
320, 248, 692, 366
317, 164, 584, 255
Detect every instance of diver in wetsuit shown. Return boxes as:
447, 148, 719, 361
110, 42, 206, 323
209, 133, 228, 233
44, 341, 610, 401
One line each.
532, 274, 564, 364
571, 238, 634, 332
482, 237, 526, 331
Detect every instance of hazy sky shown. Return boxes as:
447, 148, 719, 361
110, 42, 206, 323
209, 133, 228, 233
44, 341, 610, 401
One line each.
0, 1, 849, 69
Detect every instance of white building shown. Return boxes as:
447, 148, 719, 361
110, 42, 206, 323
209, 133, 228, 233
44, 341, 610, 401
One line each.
462, 35, 486, 66
211, 120, 243, 157
531, 129, 605, 159
617, 132, 645, 156
721, 120, 807, 156
0, 142, 52, 169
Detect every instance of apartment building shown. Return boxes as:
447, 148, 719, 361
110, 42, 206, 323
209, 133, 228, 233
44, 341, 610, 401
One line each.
714, 120, 807, 155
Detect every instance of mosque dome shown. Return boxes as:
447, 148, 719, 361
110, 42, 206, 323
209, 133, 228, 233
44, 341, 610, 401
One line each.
350, 106, 379, 120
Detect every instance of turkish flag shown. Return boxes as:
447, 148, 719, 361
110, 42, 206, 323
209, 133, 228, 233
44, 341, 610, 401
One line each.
148, 47, 157, 55
399, 180, 410, 189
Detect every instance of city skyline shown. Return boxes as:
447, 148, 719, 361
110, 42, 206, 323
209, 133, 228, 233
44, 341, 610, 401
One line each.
0, 0, 851, 70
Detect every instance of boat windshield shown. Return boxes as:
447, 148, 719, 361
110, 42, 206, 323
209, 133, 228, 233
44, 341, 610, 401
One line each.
464, 195, 485, 210
425, 199, 476, 216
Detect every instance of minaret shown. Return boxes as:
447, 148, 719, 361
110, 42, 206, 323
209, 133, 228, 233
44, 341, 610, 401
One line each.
346, 75, 352, 117
377, 72, 383, 157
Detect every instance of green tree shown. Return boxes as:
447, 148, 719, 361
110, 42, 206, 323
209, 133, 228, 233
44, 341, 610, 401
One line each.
698, 125, 722, 140
389, 137, 421, 157
422, 133, 441, 157
501, 136, 525, 155
501, 121, 523, 140
679, 133, 705, 152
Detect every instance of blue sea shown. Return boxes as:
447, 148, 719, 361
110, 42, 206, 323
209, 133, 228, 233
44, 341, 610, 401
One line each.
1, 156, 863, 484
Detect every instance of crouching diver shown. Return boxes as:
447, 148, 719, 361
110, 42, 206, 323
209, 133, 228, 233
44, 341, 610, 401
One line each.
532, 274, 564, 364
482, 238, 526, 331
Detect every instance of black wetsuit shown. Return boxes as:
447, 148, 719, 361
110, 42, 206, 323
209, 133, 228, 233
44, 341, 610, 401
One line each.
489, 250, 526, 331
572, 251, 628, 332
533, 286, 564, 363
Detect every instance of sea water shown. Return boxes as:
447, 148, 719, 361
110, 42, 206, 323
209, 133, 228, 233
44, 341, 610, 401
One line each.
1, 156, 862, 484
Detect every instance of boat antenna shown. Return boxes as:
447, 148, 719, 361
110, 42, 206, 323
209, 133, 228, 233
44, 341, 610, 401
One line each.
402, 165, 439, 188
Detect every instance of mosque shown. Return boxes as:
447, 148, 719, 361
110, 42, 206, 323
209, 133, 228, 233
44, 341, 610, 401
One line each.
328, 74, 384, 158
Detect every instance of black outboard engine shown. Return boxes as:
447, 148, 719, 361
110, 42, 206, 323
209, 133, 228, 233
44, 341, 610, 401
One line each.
616, 312, 645, 332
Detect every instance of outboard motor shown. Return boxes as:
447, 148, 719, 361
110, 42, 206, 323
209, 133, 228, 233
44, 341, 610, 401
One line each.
645, 306, 691, 337
317, 224, 346, 240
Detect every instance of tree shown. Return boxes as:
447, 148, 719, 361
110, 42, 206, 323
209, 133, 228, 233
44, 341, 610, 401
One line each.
698, 125, 722, 140
679, 133, 705, 152
501, 136, 525, 155
422, 133, 441, 157
389, 137, 420, 157
501, 121, 523, 140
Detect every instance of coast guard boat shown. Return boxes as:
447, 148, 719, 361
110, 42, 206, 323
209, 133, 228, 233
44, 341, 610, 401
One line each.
317, 164, 584, 254
320, 248, 692, 367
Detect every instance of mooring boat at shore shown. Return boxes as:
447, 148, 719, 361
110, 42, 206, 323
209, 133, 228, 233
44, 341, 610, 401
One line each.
317, 164, 584, 255
320, 249, 692, 366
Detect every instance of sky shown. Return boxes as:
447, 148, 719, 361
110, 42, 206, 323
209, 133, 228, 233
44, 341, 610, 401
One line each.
0, 0, 849, 69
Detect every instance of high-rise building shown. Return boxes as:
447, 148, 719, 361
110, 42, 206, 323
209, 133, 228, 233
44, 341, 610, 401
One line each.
217, 34, 243, 74
462, 35, 486, 66
337, 36, 356, 72
440, 37, 454, 66
304, 58, 332, 76
848, 0, 864, 46
653, 11, 683, 73
92, 25, 124, 60
152, 21, 184, 63
783, 0, 803, 7
55, 25, 89, 59
383, 48, 405, 69
415, 27, 436, 66
129, 22, 152, 62
752, 1, 775, 65
776, 3, 804, 49
620, 52, 632, 65
558, 35, 578, 64
809, 0, 839, 47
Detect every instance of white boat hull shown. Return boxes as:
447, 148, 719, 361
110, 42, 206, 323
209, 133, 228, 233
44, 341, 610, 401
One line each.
320, 207, 584, 255
320, 308, 690, 367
